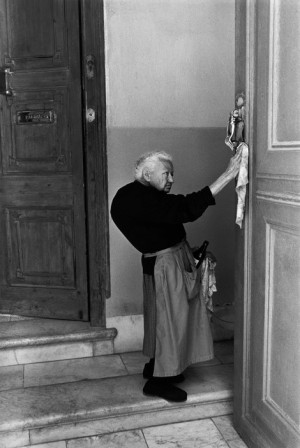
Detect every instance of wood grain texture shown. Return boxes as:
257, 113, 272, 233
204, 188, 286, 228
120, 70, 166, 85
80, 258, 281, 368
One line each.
80, 0, 110, 327
0, 0, 89, 320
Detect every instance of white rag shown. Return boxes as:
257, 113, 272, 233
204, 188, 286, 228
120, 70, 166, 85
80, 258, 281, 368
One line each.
200, 252, 217, 314
235, 142, 249, 228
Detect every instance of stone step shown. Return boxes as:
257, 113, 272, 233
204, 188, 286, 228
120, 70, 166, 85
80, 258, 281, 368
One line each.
0, 319, 117, 367
0, 349, 226, 392
0, 363, 233, 448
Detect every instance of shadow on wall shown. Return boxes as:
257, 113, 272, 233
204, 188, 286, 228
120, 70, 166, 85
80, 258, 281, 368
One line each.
211, 304, 234, 341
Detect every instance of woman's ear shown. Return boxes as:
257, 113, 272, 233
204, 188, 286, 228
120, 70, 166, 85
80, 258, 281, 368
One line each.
142, 167, 151, 182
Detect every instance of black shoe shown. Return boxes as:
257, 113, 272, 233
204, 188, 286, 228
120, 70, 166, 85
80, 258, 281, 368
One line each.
143, 378, 187, 402
143, 362, 185, 383
143, 360, 154, 379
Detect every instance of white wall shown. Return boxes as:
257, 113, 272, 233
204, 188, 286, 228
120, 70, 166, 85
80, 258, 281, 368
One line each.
105, 0, 235, 319
105, 0, 234, 128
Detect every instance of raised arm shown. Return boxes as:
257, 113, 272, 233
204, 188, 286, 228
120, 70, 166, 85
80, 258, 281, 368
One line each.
209, 150, 242, 197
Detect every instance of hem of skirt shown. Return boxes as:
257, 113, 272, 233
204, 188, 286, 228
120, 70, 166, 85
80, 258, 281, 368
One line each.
153, 352, 215, 377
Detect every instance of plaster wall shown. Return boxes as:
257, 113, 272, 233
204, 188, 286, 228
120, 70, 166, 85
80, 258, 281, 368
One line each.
104, 0, 236, 318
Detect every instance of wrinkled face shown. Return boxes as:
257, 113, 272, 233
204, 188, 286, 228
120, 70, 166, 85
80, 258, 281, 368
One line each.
149, 160, 174, 193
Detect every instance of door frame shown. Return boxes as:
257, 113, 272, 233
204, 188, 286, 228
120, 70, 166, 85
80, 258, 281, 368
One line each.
80, 0, 110, 327
233, 0, 288, 445
234, 0, 256, 442
234, 1, 300, 445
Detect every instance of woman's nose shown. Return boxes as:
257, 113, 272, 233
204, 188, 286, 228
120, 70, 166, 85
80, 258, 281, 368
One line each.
168, 173, 174, 182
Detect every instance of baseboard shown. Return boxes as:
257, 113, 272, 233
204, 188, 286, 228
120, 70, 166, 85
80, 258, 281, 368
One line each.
107, 314, 144, 353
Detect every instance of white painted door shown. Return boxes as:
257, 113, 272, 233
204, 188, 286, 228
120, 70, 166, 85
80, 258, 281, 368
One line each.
234, 1, 300, 447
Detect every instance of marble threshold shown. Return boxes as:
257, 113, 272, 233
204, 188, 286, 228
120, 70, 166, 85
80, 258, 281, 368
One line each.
0, 319, 117, 367
0, 362, 233, 447
0, 342, 233, 391
0, 319, 117, 349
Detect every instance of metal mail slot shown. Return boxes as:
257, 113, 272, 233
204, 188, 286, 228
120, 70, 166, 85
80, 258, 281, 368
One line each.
17, 110, 55, 125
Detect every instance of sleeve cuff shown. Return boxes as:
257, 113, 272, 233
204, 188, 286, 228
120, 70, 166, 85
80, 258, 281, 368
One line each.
204, 186, 216, 205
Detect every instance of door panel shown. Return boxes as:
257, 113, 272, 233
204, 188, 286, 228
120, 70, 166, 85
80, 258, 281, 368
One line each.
255, 0, 300, 178
2, 0, 68, 70
0, 0, 89, 320
5, 207, 76, 288
234, 0, 300, 447
2, 89, 70, 173
251, 199, 300, 445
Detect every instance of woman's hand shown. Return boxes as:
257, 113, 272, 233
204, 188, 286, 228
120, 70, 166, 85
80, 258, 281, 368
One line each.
209, 149, 243, 196
225, 150, 242, 179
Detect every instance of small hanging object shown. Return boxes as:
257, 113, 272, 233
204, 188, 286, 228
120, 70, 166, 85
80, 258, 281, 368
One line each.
225, 92, 246, 152
193, 240, 209, 269
225, 93, 249, 229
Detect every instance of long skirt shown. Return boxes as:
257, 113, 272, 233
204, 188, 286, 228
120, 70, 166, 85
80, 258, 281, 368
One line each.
143, 240, 214, 377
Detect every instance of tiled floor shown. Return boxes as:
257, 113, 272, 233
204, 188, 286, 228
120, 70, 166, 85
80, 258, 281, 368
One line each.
20, 415, 248, 448
0, 340, 249, 447
0, 340, 234, 392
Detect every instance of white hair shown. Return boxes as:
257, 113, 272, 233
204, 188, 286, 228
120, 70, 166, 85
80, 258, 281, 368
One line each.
134, 151, 173, 181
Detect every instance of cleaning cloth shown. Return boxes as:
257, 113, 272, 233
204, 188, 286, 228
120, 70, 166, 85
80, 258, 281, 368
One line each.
235, 142, 249, 228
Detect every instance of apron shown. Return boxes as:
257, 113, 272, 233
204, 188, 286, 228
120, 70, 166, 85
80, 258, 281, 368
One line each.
143, 240, 214, 377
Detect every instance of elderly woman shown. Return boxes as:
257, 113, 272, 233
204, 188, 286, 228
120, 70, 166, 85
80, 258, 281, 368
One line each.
111, 150, 241, 402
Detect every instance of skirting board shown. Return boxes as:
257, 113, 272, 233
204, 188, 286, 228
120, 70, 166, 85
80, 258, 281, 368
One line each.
107, 314, 144, 354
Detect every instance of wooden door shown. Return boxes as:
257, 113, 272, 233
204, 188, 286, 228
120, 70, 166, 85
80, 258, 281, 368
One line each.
0, 0, 89, 320
234, 1, 300, 447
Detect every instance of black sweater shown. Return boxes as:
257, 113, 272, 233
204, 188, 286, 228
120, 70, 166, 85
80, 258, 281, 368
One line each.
110, 181, 215, 254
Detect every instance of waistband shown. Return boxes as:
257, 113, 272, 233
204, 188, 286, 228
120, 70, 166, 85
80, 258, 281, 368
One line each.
143, 240, 186, 258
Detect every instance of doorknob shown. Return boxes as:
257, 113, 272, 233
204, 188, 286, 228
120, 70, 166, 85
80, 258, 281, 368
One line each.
0, 68, 13, 96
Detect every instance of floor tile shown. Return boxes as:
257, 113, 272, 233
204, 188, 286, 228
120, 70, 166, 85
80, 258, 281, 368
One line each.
120, 352, 148, 375
0, 365, 23, 391
213, 415, 241, 441
0, 374, 146, 433
0, 348, 20, 367
214, 341, 234, 364
20, 442, 66, 448
143, 419, 229, 448
0, 363, 232, 434
184, 364, 233, 397
24, 355, 127, 387
30, 398, 232, 445
0, 429, 29, 448
14, 342, 93, 365
67, 429, 148, 448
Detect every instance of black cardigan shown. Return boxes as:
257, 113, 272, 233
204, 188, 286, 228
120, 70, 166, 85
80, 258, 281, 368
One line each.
111, 181, 215, 255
